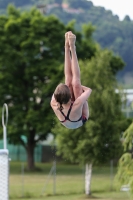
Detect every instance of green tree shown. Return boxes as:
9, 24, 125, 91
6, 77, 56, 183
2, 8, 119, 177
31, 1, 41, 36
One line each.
0, 5, 67, 170
53, 48, 125, 195
115, 122, 133, 191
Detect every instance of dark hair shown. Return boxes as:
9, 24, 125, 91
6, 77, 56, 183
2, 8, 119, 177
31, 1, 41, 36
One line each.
54, 83, 71, 111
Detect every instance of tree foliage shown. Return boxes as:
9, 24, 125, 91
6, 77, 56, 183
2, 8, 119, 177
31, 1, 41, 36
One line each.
0, 5, 66, 170
115, 122, 133, 191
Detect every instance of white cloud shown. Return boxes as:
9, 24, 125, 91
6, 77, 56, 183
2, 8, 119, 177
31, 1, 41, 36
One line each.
91, 0, 133, 20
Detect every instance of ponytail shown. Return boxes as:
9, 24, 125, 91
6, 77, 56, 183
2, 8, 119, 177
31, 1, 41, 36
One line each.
57, 103, 63, 111
60, 104, 63, 111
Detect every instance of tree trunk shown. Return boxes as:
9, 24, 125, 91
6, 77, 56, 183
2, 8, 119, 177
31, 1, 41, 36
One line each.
85, 163, 92, 195
20, 132, 36, 171
26, 143, 35, 171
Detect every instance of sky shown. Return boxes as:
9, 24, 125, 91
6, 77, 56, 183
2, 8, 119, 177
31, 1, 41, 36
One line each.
90, 0, 133, 20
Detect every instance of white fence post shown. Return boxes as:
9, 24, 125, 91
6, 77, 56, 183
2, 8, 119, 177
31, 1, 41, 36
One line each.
0, 103, 9, 200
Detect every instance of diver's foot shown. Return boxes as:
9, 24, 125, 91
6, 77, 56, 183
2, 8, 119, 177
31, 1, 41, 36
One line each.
65, 32, 70, 48
68, 31, 76, 49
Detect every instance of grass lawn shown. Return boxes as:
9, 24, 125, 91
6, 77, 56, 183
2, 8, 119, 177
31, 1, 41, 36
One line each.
9, 162, 131, 200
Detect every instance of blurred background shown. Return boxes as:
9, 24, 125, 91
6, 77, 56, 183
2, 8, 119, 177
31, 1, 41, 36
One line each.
0, 0, 133, 199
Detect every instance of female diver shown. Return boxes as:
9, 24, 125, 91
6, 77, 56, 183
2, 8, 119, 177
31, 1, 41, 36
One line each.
50, 31, 92, 129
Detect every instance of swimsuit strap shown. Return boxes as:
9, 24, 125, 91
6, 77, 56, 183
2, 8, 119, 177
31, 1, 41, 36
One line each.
60, 102, 73, 121
59, 102, 82, 123
66, 102, 73, 119
60, 109, 66, 119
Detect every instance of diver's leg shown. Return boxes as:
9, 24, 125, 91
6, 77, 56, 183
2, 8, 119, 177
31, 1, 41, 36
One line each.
64, 32, 74, 100
68, 32, 82, 99
68, 32, 89, 118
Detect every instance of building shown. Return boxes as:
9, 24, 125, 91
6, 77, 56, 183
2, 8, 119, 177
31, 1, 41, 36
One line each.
121, 89, 133, 117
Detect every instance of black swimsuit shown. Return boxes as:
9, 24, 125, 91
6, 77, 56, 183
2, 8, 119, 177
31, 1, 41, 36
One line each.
59, 102, 87, 124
